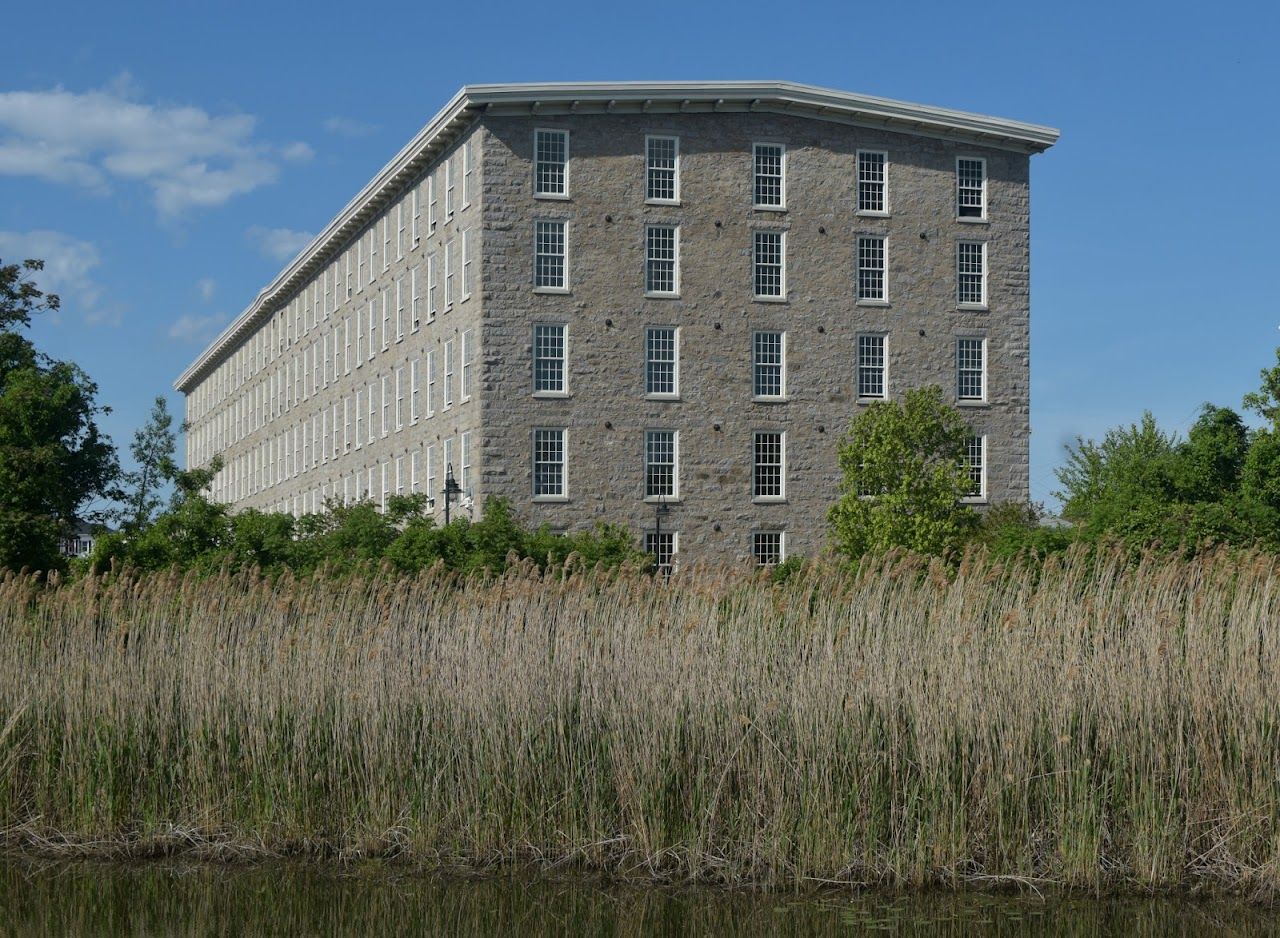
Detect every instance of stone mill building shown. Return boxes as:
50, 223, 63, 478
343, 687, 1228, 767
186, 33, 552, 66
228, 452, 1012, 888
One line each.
175, 81, 1058, 566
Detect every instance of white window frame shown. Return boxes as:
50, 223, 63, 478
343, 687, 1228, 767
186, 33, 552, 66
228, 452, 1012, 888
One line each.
957, 336, 988, 404
957, 241, 988, 309
410, 266, 421, 332
856, 150, 889, 216
461, 229, 473, 301
533, 219, 569, 293
644, 326, 679, 400
443, 338, 455, 410
461, 328, 474, 402
462, 136, 474, 208
751, 142, 786, 211
752, 330, 786, 401
956, 155, 988, 222
752, 530, 786, 566
856, 235, 889, 305
644, 134, 680, 205
644, 530, 677, 574
962, 435, 987, 503
531, 427, 567, 500
752, 430, 786, 503
644, 224, 680, 297
856, 333, 888, 401
644, 429, 679, 502
410, 358, 421, 423
533, 128, 569, 199
533, 322, 568, 397
752, 229, 786, 301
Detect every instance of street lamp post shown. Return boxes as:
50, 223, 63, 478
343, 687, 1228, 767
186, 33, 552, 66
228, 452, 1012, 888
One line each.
443, 463, 462, 525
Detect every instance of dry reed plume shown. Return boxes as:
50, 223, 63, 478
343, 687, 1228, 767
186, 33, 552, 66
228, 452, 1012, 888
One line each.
1, 547, 1279, 898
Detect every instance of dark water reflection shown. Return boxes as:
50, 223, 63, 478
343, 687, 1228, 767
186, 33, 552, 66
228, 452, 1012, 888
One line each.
0, 858, 1276, 936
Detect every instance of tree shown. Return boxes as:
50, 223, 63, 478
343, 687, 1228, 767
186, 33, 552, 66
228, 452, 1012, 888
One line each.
115, 396, 177, 532
0, 258, 118, 573
829, 386, 979, 560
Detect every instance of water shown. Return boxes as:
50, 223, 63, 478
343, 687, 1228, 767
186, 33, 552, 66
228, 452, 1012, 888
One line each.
0, 858, 1276, 936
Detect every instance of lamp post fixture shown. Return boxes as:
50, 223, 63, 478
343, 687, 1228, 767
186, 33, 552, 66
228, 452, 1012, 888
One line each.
443, 463, 462, 525
653, 493, 671, 573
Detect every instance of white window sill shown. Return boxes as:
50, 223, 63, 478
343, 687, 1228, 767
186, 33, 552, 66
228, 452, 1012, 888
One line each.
533, 286, 571, 295
752, 396, 788, 404
645, 393, 681, 402
752, 496, 787, 505
956, 216, 989, 225
960, 496, 989, 505
644, 291, 681, 300
856, 396, 887, 405
856, 210, 891, 218
956, 399, 989, 408
534, 192, 570, 201
645, 199, 681, 207
855, 298, 890, 307
533, 390, 570, 399
532, 494, 569, 503
643, 496, 681, 505
753, 295, 788, 304
753, 204, 787, 212
958, 303, 989, 312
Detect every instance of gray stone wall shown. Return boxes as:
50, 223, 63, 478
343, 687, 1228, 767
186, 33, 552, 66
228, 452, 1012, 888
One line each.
478, 111, 1031, 563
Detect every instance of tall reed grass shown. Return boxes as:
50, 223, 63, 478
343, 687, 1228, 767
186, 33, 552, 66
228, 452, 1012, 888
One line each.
2, 547, 1279, 897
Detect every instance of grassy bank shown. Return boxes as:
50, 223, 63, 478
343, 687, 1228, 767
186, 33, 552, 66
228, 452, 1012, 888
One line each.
1, 549, 1279, 898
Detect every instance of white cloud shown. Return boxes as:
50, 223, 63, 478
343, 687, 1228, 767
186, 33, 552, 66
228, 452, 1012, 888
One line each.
196, 277, 216, 301
0, 75, 311, 217
247, 225, 314, 263
323, 116, 377, 138
168, 312, 228, 344
0, 229, 103, 315
280, 141, 314, 162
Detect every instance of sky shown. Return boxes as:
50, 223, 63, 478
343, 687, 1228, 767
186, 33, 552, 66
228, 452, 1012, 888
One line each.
3, 0, 1278, 509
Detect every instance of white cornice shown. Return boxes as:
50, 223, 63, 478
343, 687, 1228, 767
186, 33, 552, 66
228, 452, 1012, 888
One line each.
174, 81, 1058, 392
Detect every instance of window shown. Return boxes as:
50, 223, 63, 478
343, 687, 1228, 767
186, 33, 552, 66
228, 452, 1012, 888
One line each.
644, 531, 676, 574
753, 431, 785, 501
533, 323, 567, 394
645, 327, 678, 397
411, 186, 420, 247
752, 143, 785, 208
460, 431, 472, 492
753, 230, 785, 299
395, 278, 405, 340
425, 444, 436, 501
381, 289, 391, 350
857, 151, 887, 214
381, 375, 391, 436
533, 428, 566, 498
428, 172, 437, 231
354, 388, 364, 447
957, 241, 987, 306
410, 358, 420, 422
753, 331, 785, 399
534, 129, 568, 197
645, 225, 679, 295
957, 157, 986, 219
426, 350, 437, 417
395, 367, 404, 430
462, 137, 474, 207
645, 135, 679, 203
427, 253, 439, 319
366, 380, 376, 444
461, 329, 474, 400
857, 334, 886, 399
410, 266, 421, 331
461, 229, 473, 300
443, 339, 455, 409
857, 236, 887, 302
957, 337, 986, 402
964, 435, 986, 499
367, 300, 377, 361
445, 156, 455, 218
752, 531, 784, 566
534, 220, 567, 290
645, 430, 677, 499
382, 215, 391, 271
444, 238, 455, 309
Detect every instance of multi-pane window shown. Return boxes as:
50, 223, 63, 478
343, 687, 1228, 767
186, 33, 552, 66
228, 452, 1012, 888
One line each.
533, 323, 566, 393
964, 435, 986, 499
646, 135, 679, 203
410, 358, 420, 422
753, 331, 785, 399
957, 241, 986, 306
645, 327, 678, 397
644, 531, 676, 574
461, 229, 473, 300
443, 339, 455, 409
957, 157, 986, 219
957, 337, 986, 401
532, 428, 566, 497
534, 220, 567, 290
460, 431, 472, 492
753, 431, 785, 500
857, 236, 886, 301
857, 151, 887, 213
753, 143, 785, 208
753, 231, 784, 299
857, 334, 887, 399
645, 225, 678, 295
444, 237, 455, 309
752, 531, 784, 566
534, 129, 568, 197
645, 430, 677, 499
461, 329, 474, 400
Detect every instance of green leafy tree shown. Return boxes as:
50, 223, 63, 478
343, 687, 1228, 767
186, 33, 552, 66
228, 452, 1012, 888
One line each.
0, 258, 118, 573
115, 396, 177, 532
829, 385, 979, 560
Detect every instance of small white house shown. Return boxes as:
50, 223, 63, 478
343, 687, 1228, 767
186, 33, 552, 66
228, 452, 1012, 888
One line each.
59, 521, 99, 558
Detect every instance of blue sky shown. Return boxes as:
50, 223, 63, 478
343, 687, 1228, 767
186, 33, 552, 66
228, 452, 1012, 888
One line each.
3, 0, 1278, 508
